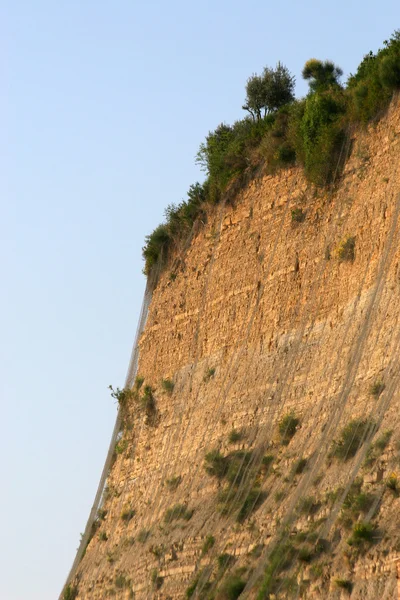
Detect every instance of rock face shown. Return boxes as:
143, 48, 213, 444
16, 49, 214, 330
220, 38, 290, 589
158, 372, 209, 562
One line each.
70, 98, 400, 599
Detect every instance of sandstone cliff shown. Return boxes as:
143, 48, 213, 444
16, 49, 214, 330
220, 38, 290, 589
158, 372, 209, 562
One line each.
69, 96, 400, 599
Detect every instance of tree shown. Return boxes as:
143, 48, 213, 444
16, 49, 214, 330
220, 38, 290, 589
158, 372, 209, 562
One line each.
242, 62, 295, 119
302, 59, 343, 92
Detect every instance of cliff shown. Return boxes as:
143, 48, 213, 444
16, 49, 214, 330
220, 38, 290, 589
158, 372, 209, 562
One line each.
68, 96, 400, 599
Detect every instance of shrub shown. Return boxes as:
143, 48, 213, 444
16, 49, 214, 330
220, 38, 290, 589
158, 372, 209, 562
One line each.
218, 553, 235, 570
115, 574, 130, 589
134, 375, 144, 390
120, 508, 135, 522
63, 585, 78, 600
291, 208, 306, 223
226, 451, 254, 485
164, 504, 193, 523
375, 430, 392, 451
141, 385, 156, 415
370, 380, 385, 397
219, 571, 247, 600
228, 429, 243, 444
204, 450, 229, 479
161, 378, 174, 395
151, 569, 163, 590
165, 475, 182, 491
337, 236, 356, 261
335, 579, 353, 593
302, 59, 343, 93
137, 529, 150, 543
330, 419, 373, 461
261, 454, 274, 470
108, 385, 135, 408
292, 457, 308, 475
218, 486, 266, 523
297, 496, 319, 515
204, 367, 216, 381
99, 531, 108, 541
202, 535, 215, 554
386, 473, 399, 495
97, 508, 107, 520
343, 481, 375, 516
278, 413, 299, 445
297, 547, 313, 563
115, 439, 128, 454
347, 522, 375, 546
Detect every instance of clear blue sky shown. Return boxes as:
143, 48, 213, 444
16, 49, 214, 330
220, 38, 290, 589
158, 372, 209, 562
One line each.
1, 2, 398, 598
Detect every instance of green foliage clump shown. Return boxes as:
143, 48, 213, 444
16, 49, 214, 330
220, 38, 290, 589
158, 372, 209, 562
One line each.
164, 504, 193, 523
278, 413, 299, 445
219, 571, 247, 600
161, 378, 174, 395
335, 579, 353, 593
165, 475, 182, 491
261, 454, 274, 471
386, 473, 399, 495
218, 553, 235, 571
63, 585, 78, 600
370, 380, 385, 397
292, 457, 308, 475
204, 450, 229, 479
99, 531, 108, 541
137, 529, 151, 543
337, 236, 356, 261
201, 535, 215, 555
120, 508, 135, 522
141, 385, 156, 415
218, 486, 266, 523
151, 569, 163, 590
301, 89, 346, 185
115, 574, 130, 589
257, 540, 296, 599
348, 31, 400, 123
108, 385, 135, 408
291, 207, 306, 223
115, 438, 128, 454
204, 366, 216, 381
297, 496, 319, 515
347, 521, 375, 547
228, 428, 243, 444
330, 419, 374, 461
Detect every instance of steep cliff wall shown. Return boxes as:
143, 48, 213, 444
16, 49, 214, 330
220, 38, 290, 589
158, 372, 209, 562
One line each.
71, 97, 400, 599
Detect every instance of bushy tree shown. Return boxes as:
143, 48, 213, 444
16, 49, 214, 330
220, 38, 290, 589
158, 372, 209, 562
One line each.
302, 59, 343, 92
243, 62, 295, 119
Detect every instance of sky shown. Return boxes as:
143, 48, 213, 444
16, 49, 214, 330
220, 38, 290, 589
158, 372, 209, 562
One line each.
1, 2, 399, 599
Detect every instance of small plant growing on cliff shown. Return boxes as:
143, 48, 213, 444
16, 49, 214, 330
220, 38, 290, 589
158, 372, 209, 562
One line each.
164, 504, 194, 523
121, 507, 135, 522
99, 531, 108, 541
165, 475, 182, 491
109, 385, 135, 408
335, 579, 353, 593
330, 419, 374, 461
228, 428, 244, 444
291, 207, 306, 223
347, 521, 375, 547
204, 450, 229, 478
204, 367, 216, 381
115, 574, 130, 589
141, 385, 156, 414
151, 569, 164, 590
161, 378, 174, 395
137, 529, 151, 543
337, 236, 355, 261
63, 585, 78, 600
219, 571, 247, 599
370, 380, 385, 397
278, 413, 299, 445
386, 473, 399, 495
202, 535, 215, 555
292, 457, 308, 475
115, 438, 128, 454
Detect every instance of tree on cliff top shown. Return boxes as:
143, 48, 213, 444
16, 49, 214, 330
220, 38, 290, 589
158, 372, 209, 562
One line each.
302, 59, 343, 92
242, 62, 295, 119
